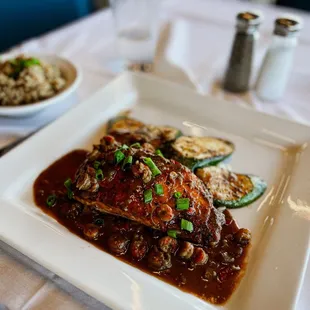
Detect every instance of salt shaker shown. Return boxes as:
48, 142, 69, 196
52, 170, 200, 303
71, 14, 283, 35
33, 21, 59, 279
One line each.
223, 12, 262, 93
255, 17, 302, 101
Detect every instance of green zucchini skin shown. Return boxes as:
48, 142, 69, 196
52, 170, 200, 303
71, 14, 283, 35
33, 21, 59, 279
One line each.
167, 128, 183, 141
174, 153, 233, 170
170, 136, 234, 171
107, 116, 122, 132
157, 126, 183, 144
214, 175, 267, 209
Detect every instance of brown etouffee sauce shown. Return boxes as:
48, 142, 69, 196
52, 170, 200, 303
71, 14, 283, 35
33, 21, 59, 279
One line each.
33, 150, 250, 305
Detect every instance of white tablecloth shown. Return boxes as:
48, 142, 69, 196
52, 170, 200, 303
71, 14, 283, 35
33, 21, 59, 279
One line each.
1, 0, 310, 309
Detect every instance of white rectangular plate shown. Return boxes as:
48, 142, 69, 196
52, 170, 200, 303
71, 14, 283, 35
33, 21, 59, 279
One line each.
1, 72, 310, 310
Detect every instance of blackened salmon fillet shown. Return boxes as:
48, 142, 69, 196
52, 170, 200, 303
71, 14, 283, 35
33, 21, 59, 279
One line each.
72, 135, 225, 245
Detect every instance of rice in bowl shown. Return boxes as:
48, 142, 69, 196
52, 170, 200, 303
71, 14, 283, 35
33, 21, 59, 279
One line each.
0, 55, 66, 106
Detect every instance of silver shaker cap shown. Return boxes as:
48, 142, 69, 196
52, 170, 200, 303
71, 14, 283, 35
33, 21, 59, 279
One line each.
274, 17, 302, 37
236, 12, 262, 33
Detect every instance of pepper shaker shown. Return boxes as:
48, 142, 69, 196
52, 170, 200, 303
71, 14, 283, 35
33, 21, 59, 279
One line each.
223, 12, 262, 93
255, 17, 302, 101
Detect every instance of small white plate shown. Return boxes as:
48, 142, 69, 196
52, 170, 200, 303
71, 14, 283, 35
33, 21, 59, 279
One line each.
0, 54, 82, 117
0, 72, 309, 310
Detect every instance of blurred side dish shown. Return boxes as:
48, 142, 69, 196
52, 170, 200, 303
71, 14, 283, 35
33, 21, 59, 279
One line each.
0, 55, 66, 106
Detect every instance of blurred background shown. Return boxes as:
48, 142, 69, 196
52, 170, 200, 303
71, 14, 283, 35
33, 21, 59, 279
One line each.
1, 0, 309, 52
2, 0, 310, 309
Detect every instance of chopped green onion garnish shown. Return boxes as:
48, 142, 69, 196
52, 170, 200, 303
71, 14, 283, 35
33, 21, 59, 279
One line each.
130, 142, 141, 148
96, 169, 104, 180
176, 198, 190, 210
155, 149, 164, 157
167, 230, 179, 239
154, 184, 164, 195
46, 195, 57, 207
181, 219, 194, 232
9, 58, 41, 79
93, 161, 101, 169
143, 157, 161, 177
174, 192, 182, 198
23, 58, 40, 67
144, 189, 153, 203
120, 144, 129, 150
64, 178, 72, 190
64, 178, 73, 199
114, 150, 125, 164
122, 156, 133, 170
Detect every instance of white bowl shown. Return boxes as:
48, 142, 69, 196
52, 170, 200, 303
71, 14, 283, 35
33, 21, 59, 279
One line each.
0, 54, 82, 117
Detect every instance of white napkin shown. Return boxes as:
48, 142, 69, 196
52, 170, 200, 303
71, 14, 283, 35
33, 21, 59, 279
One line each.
162, 18, 310, 124
165, 18, 232, 94
163, 18, 265, 112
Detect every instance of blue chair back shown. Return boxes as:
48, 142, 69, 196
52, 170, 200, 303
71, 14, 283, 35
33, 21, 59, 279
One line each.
0, 0, 92, 52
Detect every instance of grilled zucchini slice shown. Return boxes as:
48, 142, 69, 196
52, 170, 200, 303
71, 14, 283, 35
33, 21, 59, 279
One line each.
196, 166, 267, 208
170, 136, 234, 170
107, 116, 145, 134
108, 117, 182, 148
155, 126, 183, 143
140, 125, 182, 149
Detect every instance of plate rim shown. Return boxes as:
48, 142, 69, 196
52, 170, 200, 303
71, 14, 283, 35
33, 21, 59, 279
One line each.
0, 71, 309, 310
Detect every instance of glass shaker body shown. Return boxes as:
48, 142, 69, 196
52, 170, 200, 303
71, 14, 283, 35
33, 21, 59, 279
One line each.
255, 18, 301, 101
223, 12, 261, 93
